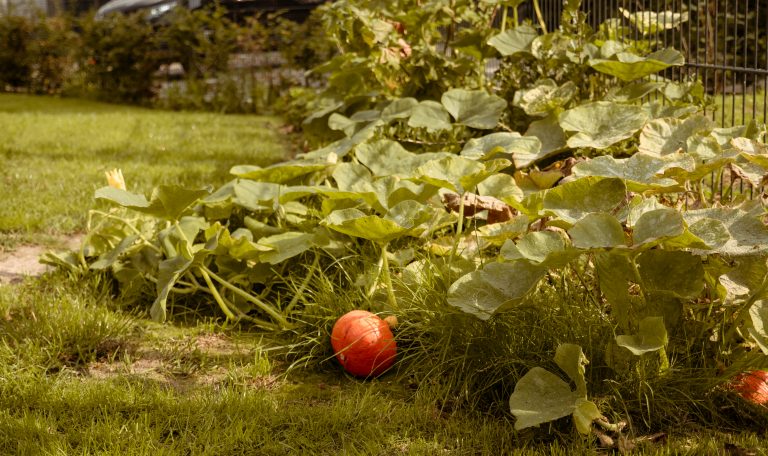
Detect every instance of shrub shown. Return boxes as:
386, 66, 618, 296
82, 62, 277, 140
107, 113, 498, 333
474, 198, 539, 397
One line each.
74, 12, 161, 103
27, 15, 78, 94
0, 15, 34, 90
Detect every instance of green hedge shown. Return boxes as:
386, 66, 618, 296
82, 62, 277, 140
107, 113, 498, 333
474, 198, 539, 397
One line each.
0, 6, 333, 113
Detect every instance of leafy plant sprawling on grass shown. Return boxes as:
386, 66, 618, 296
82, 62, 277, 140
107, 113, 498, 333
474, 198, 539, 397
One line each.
47, 0, 768, 440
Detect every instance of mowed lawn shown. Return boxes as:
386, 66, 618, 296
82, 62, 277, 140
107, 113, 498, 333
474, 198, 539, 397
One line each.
0, 94, 288, 248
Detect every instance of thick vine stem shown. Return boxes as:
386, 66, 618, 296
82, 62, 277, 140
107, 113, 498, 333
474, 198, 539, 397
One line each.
198, 266, 237, 321
448, 192, 467, 262
379, 243, 398, 310
595, 417, 627, 433
366, 253, 385, 300
200, 265, 292, 329
218, 292, 280, 331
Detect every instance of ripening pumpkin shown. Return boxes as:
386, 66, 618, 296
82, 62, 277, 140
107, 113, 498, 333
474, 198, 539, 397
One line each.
729, 370, 768, 405
331, 310, 397, 377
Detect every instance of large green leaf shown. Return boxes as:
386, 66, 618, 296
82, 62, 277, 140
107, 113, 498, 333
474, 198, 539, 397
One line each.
330, 163, 395, 212
573, 399, 603, 435
460, 132, 543, 169
301, 120, 381, 161
323, 200, 432, 244
625, 195, 665, 227
324, 209, 402, 244
733, 137, 768, 169
407, 100, 452, 132
90, 234, 140, 271
232, 180, 280, 212
616, 316, 668, 355
605, 81, 664, 102
151, 255, 194, 322
687, 218, 731, 250
513, 79, 578, 117
636, 250, 705, 299
500, 231, 567, 264
595, 252, 635, 330
476, 216, 531, 246
639, 116, 714, 156
356, 139, 451, 177
560, 101, 648, 149
568, 213, 626, 249
257, 231, 316, 265
416, 156, 510, 194
447, 261, 546, 319
620, 8, 689, 35
525, 114, 567, 156
554, 343, 589, 396
380, 97, 418, 121
487, 24, 538, 55
683, 203, 768, 256
95, 185, 210, 221
543, 177, 627, 224
589, 48, 684, 81
95, 187, 151, 210
572, 153, 691, 192
441, 89, 507, 129
509, 367, 583, 431
477, 173, 524, 206
718, 256, 768, 301
499, 232, 579, 269
230, 163, 328, 183
510, 344, 598, 434
632, 208, 684, 246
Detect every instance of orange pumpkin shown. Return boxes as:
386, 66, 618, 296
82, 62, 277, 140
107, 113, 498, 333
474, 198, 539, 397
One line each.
729, 370, 768, 405
331, 310, 397, 377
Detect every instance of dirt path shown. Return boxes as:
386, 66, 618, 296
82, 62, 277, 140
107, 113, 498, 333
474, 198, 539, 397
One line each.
0, 235, 82, 285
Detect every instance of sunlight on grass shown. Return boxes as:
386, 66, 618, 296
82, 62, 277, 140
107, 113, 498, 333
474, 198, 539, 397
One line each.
708, 90, 767, 127
0, 94, 289, 246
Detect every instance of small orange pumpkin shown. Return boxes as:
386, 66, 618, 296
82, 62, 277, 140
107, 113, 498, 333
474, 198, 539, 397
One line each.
729, 370, 768, 405
331, 310, 397, 377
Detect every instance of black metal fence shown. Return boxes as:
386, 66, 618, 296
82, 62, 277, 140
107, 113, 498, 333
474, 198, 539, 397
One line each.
521, 0, 768, 127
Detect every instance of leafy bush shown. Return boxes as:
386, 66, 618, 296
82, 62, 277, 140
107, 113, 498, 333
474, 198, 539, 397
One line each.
74, 12, 161, 103
0, 6, 329, 112
0, 15, 34, 90
27, 16, 77, 94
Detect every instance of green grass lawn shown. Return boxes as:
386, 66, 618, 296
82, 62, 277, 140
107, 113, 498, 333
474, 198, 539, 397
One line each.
1, 95, 767, 455
2, 273, 765, 455
709, 90, 767, 127
0, 275, 524, 455
0, 94, 288, 248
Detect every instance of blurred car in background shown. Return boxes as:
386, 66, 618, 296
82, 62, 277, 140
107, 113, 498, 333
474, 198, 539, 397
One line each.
95, 0, 324, 23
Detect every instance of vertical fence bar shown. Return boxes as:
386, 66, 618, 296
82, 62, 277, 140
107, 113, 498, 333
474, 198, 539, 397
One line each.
741, 0, 748, 125
730, 0, 737, 126
720, 0, 727, 126
686, 0, 692, 83
632, 0, 638, 43
710, 0, 716, 121
660, 0, 667, 103
753, 0, 760, 124
698, 0, 705, 115
765, 0, 768, 129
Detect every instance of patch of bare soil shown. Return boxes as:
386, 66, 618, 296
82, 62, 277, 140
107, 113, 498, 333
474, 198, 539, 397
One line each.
87, 333, 282, 391
0, 235, 82, 285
